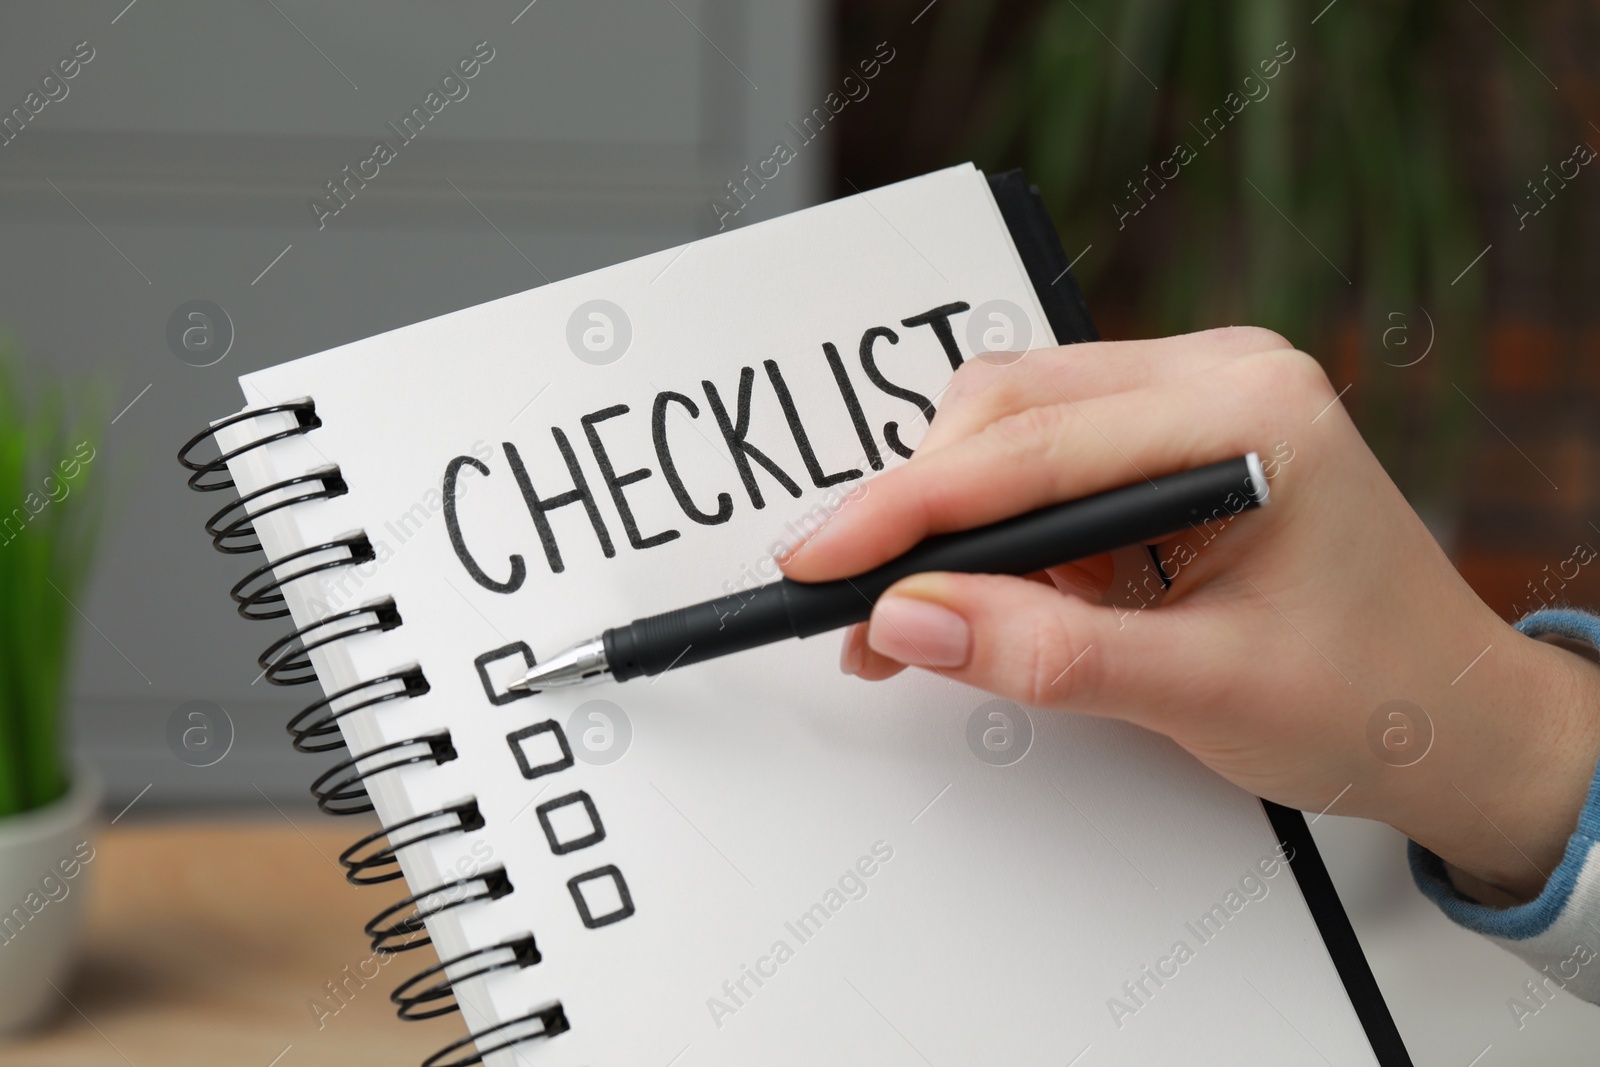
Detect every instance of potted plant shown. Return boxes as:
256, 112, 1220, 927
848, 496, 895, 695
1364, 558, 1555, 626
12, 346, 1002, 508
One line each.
0, 341, 104, 1032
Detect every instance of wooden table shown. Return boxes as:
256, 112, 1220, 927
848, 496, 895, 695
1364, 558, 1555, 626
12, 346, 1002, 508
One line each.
0, 814, 464, 1067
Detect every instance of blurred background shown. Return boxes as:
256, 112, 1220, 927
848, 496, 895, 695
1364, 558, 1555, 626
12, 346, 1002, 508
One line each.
1, 0, 1598, 1063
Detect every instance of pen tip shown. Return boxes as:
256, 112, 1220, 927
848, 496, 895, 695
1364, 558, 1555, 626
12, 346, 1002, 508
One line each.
508, 661, 557, 691
508, 636, 610, 690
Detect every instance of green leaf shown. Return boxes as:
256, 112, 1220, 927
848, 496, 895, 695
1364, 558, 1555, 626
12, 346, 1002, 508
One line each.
0, 336, 107, 816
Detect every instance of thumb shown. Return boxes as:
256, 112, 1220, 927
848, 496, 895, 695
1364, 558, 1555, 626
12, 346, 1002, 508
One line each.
864, 571, 1220, 722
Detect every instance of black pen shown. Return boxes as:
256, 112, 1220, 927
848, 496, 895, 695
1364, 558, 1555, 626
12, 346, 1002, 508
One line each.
511, 453, 1269, 689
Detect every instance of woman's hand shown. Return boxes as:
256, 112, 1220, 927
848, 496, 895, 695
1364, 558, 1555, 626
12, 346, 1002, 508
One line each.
782, 327, 1600, 905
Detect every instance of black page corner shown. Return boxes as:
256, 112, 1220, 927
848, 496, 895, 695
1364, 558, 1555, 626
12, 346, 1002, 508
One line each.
985, 168, 1099, 346
988, 166, 1412, 1065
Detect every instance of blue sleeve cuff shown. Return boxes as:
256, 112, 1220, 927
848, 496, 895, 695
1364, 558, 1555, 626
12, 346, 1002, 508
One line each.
1408, 608, 1600, 940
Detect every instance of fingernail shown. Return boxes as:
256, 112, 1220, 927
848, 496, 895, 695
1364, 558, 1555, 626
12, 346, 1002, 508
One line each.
839, 624, 866, 676
867, 597, 971, 668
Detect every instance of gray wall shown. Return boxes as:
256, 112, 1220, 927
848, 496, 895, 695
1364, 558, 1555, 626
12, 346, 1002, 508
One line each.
0, 0, 825, 808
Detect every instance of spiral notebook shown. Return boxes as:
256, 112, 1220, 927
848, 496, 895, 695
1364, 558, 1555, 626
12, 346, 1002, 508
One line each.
178, 165, 1409, 1066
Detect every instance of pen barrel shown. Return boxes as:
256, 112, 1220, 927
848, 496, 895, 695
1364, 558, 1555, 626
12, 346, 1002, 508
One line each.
610, 454, 1263, 678
604, 585, 798, 682
782, 453, 1265, 638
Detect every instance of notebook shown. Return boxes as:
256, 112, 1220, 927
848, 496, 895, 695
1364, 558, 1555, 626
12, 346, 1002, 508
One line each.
177, 165, 1409, 1066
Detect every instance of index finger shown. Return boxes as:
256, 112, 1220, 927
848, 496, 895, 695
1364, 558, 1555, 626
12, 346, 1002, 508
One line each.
918, 326, 1291, 457
781, 348, 1320, 582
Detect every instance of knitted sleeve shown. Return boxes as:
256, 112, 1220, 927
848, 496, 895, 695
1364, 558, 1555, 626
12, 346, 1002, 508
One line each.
1408, 608, 1600, 1016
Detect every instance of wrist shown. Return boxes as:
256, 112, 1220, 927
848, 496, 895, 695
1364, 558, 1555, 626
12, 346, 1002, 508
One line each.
1386, 616, 1600, 903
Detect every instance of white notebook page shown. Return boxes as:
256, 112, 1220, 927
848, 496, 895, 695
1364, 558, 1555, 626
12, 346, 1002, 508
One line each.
215, 164, 1378, 1065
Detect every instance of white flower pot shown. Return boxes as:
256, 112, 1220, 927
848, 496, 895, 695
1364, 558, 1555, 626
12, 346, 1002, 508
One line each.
0, 765, 101, 1033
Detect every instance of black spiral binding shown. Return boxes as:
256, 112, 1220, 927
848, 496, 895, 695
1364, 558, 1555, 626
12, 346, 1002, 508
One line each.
341, 799, 486, 885
178, 402, 321, 491
179, 405, 564, 1065
286, 669, 431, 753
423, 1007, 570, 1067
310, 733, 458, 817
391, 935, 541, 1019
205, 466, 349, 554
365, 867, 516, 953
258, 598, 403, 686
230, 533, 377, 620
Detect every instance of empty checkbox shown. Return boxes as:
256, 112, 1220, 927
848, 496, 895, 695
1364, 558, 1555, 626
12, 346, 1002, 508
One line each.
475, 641, 537, 705
567, 865, 634, 929
536, 791, 606, 855
507, 720, 574, 780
